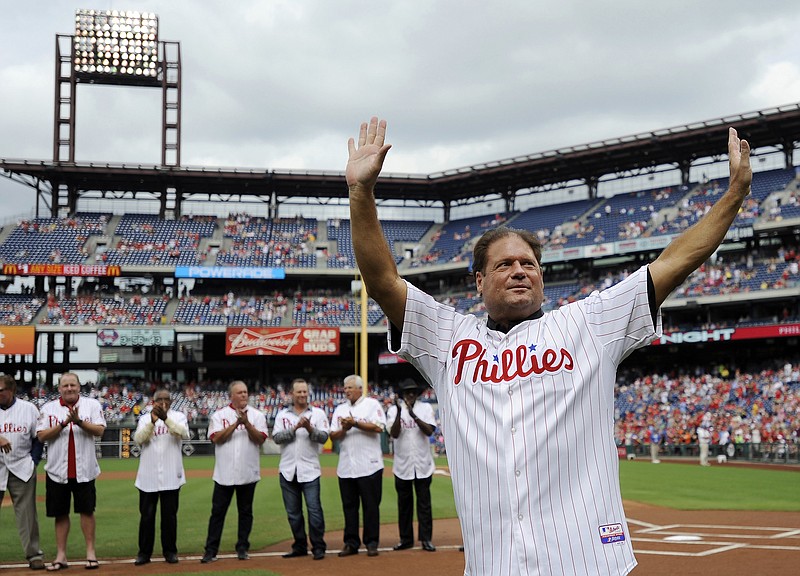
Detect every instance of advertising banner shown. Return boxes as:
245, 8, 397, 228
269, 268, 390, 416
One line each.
226, 327, 339, 355
2, 263, 121, 277
175, 266, 286, 280
0, 326, 35, 355
652, 323, 800, 345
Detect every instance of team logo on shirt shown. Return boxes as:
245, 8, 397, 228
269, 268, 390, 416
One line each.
1, 422, 29, 434
451, 339, 574, 385
598, 523, 626, 544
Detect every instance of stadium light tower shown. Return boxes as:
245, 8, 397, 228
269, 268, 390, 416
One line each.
53, 9, 181, 168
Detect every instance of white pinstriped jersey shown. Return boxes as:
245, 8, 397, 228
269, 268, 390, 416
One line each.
134, 409, 190, 492
208, 404, 268, 486
0, 399, 39, 489
37, 397, 106, 484
330, 396, 386, 478
387, 401, 436, 480
390, 265, 660, 576
272, 406, 330, 483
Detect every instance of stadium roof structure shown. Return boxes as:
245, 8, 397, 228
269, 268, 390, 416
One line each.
2, 103, 800, 217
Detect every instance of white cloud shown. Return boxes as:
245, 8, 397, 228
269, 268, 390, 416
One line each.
2, 0, 800, 217
748, 62, 800, 108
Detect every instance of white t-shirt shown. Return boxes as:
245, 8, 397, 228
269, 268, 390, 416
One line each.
390, 265, 660, 576
387, 400, 436, 480
272, 405, 330, 483
208, 404, 268, 486
0, 399, 39, 489
37, 396, 106, 484
330, 396, 386, 478
134, 408, 190, 492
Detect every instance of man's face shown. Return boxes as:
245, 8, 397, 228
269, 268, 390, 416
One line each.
153, 391, 171, 410
344, 380, 362, 404
58, 374, 81, 405
0, 380, 14, 408
475, 235, 544, 326
292, 382, 309, 408
230, 383, 249, 409
402, 389, 418, 406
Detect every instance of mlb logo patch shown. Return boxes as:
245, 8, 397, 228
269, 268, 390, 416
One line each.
598, 523, 626, 544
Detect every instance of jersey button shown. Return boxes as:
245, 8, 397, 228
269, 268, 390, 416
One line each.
515, 470, 521, 476
518, 514, 524, 521
511, 427, 516, 434
508, 389, 513, 396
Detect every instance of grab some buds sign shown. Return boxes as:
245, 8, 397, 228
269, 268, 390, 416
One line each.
225, 327, 340, 356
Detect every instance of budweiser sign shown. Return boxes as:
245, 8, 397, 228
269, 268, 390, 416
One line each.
225, 327, 340, 356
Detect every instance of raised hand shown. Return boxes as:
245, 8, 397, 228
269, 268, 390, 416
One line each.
346, 117, 391, 190
728, 127, 752, 197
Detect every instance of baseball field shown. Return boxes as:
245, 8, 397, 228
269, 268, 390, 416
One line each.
0, 455, 797, 575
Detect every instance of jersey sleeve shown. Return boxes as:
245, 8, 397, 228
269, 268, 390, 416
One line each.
89, 399, 107, 427
312, 409, 330, 433
417, 401, 437, 427
330, 406, 343, 432
371, 400, 387, 431
389, 280, 469, 388
581, 265, 662, 364
207, 410, 224, 438
386, 404, 398, 425
253, 411, 269, 439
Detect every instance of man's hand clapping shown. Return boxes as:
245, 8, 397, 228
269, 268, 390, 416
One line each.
151, 404, 167, 423
65, 405, 82, 426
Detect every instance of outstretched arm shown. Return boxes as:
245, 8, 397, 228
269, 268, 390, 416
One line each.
347, 117, 407, 330
649, 128, 752, 307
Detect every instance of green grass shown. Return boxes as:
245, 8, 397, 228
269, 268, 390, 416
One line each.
618, 459, 800, 510
0, 456, 796, 562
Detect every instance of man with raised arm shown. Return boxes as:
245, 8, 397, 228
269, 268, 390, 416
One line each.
345, 117, 751, 575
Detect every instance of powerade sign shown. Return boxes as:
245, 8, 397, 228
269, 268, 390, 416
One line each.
174, 266, 286, 280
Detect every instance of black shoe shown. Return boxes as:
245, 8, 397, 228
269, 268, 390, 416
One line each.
134, 555, 151, 566
237, 550, 250, 560
282, 550, 308, 558
393, 542, 413, 550
421, 541, 436, 552
367, 546, 379, 557
164, 553, 179, 564
337, 545, 358, 557
313, 550, 325, 560
200, 553, 217, 564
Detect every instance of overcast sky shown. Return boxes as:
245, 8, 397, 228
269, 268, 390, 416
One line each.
2, 0, 800, 219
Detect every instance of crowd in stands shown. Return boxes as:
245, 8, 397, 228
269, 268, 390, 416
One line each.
217, 214, 317, 268
40, 293, 169, 326
615, 360, 800, 460
0, 295, 45, 324
172, 292, 288, 326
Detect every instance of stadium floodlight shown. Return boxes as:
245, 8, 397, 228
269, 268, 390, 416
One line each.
73, 9, 159, 85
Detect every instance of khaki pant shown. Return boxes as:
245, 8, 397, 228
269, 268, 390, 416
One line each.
1, 472, 43, 561
699, 443, 710, 466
